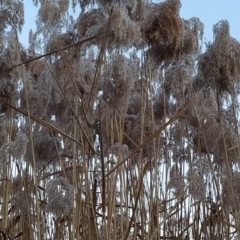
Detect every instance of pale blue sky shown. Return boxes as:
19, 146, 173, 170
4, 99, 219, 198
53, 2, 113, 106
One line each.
19, 1, 240, 47
180, 0, 240, 42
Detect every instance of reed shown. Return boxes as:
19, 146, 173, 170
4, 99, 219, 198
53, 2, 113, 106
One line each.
0, 1, 240, 239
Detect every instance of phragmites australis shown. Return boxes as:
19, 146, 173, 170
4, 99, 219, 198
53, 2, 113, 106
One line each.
100, 53, 136, 115
25, 128, 62, 168
11, 172, 35, 218
108, 142, 129, 158
164, 55, 195, 99
0, 0, 24, 33
9, 132, 29, 159
142, 0, 183, 64
77, 2, 141, 49
167, 164, 186, 199
142, 1, 203, 65
1, 0, 240, 239
222, 171, 240, 214
197, 20, 240, 93
37, 0, 69, 37
46, 177, 74, 217
188, 172, 206, 200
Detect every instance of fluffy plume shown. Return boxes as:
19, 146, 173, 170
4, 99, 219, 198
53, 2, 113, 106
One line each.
107, 4, 142, 48
172, 147, 190, 162
21, 60, 53, 118
183, 17, 204, 54
130, 0, 145, 22
142, 1, 203, 65
77, 4, 141, 48
167, 164, 186, 199
9, 132, 29, 159
164, 55, 194, 99
222, 171, 240, 213
0, 113, 8, 147
142, 0, 183, 64
188, 172, 206, 200
100, 53, 136, 115
108, 142, 129, 157
197, 20, 240, 93
191, 158, 211, 176
78, 0, 91, 12
44, 31, 80, 59
46, 177, 74, 217
38, 0, 69, 26
25, 128, 62, 168
11, 172, 35, 218
0, 0, 24, 33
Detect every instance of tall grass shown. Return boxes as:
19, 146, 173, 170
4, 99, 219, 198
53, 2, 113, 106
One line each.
0, 0, 240, 239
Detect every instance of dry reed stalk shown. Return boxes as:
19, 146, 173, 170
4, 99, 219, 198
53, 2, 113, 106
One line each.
14, 31, 41, 240
104, 97, 197, 179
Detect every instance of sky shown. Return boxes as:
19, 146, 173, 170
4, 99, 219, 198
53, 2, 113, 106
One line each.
19, 0, 240, 48
180, 0, 240, 42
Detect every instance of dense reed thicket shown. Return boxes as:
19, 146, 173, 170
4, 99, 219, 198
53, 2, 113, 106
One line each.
1, 0, 240, 239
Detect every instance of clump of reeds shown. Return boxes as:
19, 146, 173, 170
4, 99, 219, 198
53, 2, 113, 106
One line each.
46, 177, 74, 217
142, 0, 202, 65
197, 20, 240, 93
1, 1, 240, 239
